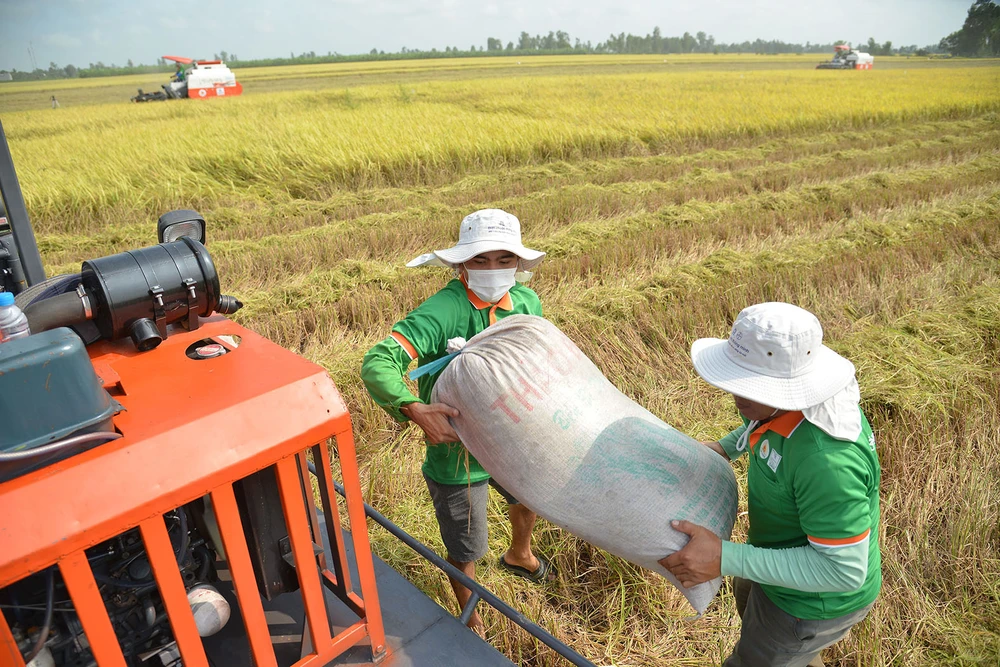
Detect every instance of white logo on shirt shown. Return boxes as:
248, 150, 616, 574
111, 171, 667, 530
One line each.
759, 439, 770, 459
767, 450, 782, 472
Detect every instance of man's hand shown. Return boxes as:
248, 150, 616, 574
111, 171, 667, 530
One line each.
401, 402, 460, 444
658, 520, 722, 588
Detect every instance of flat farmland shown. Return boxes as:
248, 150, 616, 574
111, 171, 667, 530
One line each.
2, 55, 998, 665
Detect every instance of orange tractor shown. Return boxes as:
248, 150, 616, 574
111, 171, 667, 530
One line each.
0, 121, 593, 667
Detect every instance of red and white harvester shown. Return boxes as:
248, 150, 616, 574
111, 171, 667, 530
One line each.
132, 55, 243, 103
816, 45, 875, 70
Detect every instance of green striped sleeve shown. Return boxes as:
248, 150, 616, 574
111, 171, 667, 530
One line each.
361, 336, 420, 423
721, 539, 869, 593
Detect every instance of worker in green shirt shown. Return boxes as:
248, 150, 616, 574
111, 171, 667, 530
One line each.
362, 209, 554, 633
662, 302, 881, 666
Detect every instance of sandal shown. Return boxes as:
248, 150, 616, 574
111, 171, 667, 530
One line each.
499, 554, 557, 583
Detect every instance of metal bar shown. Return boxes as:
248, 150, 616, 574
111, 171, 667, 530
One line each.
459, 591, 482, 626
331, 429, 387, 657
289, 621, 368, 667
320, 570, 365, 617
322, 621, 370, 663
312, 442, 353, 599
0, 120, 45, 289
275, 456, 333, 650
297, 452, 327, 570
0, 609, 26, 667
306, 462, 596, 667
58, 551, 128, 667
211, 483, 279, 667
139, 515, 210, 667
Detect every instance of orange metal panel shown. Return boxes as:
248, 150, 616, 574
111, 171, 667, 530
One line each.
275, 456, 333, 650
140, 516, 209, 667
0, 611, 26, 667
0, 319, 348, 587
1, 317, 385, 666
333, 429, 387, 656
58, 552, 128, 667
210, 484, 278, 667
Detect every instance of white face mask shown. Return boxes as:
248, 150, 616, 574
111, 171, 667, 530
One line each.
465, 267, 516, 303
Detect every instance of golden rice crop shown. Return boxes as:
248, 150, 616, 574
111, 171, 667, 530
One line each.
2, 57, 998, 665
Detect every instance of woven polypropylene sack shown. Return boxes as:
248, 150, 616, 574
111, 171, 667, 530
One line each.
432, 314, 738, 614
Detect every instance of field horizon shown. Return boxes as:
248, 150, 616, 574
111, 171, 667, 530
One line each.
2, 55, 998, 666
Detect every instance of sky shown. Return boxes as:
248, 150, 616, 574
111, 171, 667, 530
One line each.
0, 0, 974, 72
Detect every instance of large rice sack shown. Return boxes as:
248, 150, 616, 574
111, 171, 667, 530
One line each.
431, 314, 737, 614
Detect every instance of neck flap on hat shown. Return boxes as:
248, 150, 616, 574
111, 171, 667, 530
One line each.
801, 378, 862, 442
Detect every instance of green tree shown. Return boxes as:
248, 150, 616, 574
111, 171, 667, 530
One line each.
940, 0, 1000, 56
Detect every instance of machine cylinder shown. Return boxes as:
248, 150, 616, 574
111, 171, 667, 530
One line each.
81, 238, 222, 347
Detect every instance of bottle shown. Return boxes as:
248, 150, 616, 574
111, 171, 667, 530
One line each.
0, 292, 30, 342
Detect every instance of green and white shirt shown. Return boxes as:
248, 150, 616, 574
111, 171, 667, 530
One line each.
718, 410, 882, 620
361, 279, 543, 485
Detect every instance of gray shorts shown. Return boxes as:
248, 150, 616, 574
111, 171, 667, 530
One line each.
423, 472, 519, 563
724, 578, 875, 667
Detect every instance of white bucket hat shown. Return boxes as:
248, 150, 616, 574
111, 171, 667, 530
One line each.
691, 302, 856, 411
406, 209, 545, 270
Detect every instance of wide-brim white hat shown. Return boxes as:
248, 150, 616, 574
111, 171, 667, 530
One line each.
407, 209, 545, 270
691, 302, 856, 411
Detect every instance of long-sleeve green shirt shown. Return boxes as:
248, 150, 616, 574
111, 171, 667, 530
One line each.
361, 278, 543, 485
716, 411, 881, 620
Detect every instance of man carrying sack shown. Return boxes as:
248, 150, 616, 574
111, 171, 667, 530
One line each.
662, 302, 881, 666
362, 209, 555, 634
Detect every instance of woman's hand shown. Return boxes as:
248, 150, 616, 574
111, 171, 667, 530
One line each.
401, 402, 460, 443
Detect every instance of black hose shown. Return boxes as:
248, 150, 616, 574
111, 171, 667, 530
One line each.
195, 545, 212, 582
23, 290, 91, 334
174, 509, 189, 567
22, 568, 54, 664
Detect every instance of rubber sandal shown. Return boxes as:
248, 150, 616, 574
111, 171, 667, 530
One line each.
499, 554, 557, 583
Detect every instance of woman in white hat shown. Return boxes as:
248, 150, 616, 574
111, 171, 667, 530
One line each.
660, 302, 881, 666
361, 209, 554, 634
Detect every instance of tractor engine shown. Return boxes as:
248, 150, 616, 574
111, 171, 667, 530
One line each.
3, 507, 226, 666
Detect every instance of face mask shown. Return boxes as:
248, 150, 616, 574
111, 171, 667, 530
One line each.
465, 267, 516, 303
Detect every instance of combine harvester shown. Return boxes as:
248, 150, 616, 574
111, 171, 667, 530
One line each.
132, 55, 243, 102
816, 44, 874, 70
0, 120, 595, 667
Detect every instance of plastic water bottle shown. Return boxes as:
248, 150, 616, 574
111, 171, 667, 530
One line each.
0, 292, 30, 342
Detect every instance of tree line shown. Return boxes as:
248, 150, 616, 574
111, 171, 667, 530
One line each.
939, 0, 1000, 56
5, 3, 994, 83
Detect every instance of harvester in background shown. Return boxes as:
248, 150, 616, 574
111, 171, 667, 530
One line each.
816, 44, 874, 70
131, 55, 243, 102
0, 120, 596, 667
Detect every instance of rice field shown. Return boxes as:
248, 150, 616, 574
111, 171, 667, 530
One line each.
2, 55, 999, 666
